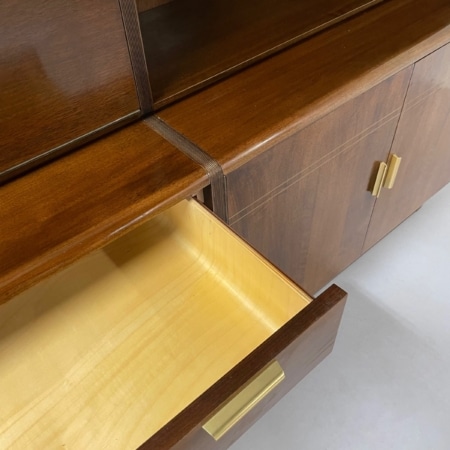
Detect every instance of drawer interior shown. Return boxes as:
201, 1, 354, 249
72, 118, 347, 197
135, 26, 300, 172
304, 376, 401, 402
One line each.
0, 199, 311, 449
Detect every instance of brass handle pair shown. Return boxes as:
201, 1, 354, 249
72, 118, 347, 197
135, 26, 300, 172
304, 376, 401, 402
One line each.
372, 154, 402, 197
202, 361, 285, 441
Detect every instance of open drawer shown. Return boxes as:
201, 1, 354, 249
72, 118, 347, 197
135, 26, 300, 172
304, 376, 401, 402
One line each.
0, 199, 346, 449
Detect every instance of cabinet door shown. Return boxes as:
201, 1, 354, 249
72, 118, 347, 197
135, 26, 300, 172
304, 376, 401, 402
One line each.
227, 69, 412, 294
364, 43, 450, 251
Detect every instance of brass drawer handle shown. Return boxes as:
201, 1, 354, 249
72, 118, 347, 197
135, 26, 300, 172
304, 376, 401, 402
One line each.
371, 162, 388, 197
383, 154, 402, 189
202, 361, 285, 441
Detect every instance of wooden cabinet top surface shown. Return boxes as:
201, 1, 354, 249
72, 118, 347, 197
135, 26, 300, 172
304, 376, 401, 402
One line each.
0, 122, 208, 303
157, 0, 450, 174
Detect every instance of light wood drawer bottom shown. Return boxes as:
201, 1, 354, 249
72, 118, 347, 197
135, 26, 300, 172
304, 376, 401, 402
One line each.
0, 199, 346, 449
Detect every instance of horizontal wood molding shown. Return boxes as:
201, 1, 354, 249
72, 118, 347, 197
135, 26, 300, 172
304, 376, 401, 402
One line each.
0, 122, 208, 304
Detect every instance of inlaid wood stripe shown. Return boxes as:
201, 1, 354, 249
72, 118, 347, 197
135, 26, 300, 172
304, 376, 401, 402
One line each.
403, 85, 441, 113
146, 116, 228, 221
118, 0, 153, 114
401, 42, 450, 112
229, 108, 402, 225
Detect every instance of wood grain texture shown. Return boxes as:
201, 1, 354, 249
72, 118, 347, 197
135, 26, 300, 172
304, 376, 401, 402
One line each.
142, 284, 347, 450
0, 0, 140, 180
364, 43, 450, 251
137, 0, 173, 13
139, 0, 383, 106
227, 69, 412, 294
157, 0, 450, 174
0, 122, 208, 304
0, 199, 314, 449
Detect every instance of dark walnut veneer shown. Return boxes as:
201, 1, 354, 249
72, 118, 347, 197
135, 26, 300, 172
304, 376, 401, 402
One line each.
0, 0, 140, 182
0, 0, 449, 448
0, 122, 208, 304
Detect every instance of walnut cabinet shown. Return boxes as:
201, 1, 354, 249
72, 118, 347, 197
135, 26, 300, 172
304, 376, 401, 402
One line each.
226, 43, 450, 294
226, 68, 411, 294
1, 1, 449, 449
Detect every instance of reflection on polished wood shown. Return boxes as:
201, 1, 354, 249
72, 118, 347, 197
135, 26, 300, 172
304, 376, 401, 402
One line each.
0, 0, 139, 179
0, 122, 208, 304
0, 199, 310, 449
140, 0, 383, 106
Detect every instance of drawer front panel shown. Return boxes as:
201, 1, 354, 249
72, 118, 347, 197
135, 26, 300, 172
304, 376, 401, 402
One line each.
140, 284, 347, 450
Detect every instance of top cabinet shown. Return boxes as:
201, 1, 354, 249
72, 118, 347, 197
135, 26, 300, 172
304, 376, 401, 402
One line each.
0, 0, 140, 182
364, 43, 450, 250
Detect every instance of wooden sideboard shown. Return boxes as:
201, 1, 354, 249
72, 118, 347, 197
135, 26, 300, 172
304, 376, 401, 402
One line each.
1, 0, 449, 448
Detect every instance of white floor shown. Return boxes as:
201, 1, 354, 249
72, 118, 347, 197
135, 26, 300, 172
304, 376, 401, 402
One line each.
230, 183, 450, 450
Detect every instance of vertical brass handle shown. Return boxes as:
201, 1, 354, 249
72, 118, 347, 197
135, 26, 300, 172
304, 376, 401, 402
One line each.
202, 361, 285, 440
383, 154, 402, 189
371, 162, 388, 198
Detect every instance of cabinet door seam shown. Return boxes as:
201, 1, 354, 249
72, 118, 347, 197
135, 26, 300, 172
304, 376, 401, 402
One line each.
360, 63, 416, 253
